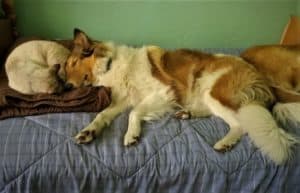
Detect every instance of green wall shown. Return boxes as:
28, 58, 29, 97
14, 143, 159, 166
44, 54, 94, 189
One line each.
15, 0, 297, 48
298, 0, 300, 15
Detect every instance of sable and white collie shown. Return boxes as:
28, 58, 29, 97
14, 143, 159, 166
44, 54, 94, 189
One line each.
65, 29, 298, 164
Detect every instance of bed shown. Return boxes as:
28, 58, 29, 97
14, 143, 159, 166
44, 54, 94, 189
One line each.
1, 1, 300, 192
0, 47, 300, 193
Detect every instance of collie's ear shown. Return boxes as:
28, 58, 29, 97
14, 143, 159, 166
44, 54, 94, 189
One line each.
74, 28, 83, 37
73, 28, 91, 49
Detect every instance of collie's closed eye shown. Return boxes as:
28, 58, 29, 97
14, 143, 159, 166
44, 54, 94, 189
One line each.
82, 48, 94, 57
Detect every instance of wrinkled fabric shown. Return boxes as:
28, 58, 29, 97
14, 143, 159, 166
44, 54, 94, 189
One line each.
0, 71, 111, 120
0, 112, 299, 193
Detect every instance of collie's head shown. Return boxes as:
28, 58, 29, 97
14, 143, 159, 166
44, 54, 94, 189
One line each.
64, 28, 114, 89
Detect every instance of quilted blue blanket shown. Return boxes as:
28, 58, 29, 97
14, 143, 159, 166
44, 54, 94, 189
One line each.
1, 49, 300, 193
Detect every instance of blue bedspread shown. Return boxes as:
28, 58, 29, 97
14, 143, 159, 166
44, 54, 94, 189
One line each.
1, 49, 300, 193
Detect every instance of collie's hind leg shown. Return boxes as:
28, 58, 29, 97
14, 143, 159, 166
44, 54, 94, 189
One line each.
174, 110, 191, 120
203, 91, 244, 152
213, 125, 243, 152
124, 93, 175, 146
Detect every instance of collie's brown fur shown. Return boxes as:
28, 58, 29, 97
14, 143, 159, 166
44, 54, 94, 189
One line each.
148, 47, 274, 110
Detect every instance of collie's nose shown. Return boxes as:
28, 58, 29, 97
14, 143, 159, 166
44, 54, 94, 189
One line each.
64, 83, 74, 90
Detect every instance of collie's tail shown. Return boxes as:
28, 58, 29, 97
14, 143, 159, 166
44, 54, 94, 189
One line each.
237, 104, 298, 164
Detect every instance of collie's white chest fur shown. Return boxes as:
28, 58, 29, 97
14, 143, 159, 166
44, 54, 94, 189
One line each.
94, 45, 175, 108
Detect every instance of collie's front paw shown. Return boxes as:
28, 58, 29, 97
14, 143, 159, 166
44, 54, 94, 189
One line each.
124, 132, 140, 146
75, 128, 97, 144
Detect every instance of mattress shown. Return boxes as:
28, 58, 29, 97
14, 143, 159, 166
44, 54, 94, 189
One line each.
1, 48, 300, 193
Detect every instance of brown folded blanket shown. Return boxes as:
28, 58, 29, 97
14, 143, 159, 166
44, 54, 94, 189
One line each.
0, 71, 111, 120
